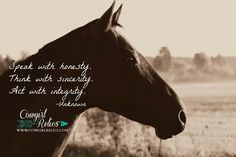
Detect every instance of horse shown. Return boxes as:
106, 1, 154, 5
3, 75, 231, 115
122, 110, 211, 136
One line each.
0, 1, 186, 157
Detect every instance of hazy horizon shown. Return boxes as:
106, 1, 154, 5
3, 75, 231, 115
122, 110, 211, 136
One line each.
1, 0, 236, 59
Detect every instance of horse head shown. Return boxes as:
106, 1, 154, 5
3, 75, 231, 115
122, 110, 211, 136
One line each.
64, 1, 186, 139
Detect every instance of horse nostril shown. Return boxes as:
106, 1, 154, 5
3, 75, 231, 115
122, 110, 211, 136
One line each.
178, 110, 186, 126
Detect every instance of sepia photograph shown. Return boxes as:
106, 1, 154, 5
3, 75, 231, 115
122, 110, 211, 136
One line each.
0, 0, 235, 157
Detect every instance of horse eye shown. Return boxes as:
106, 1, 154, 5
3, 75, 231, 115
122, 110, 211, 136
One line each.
126, 56, 137, 65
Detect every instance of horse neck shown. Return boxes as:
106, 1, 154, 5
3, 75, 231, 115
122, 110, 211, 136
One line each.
2, 51, 89, 157
0, 36, 89, 117
28, 47, 91, 113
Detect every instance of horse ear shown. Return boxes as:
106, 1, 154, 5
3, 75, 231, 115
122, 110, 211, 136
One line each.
100, 1, 115, 31
112, 4, 123, 27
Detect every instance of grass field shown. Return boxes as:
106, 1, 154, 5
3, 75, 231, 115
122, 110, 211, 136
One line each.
63, 82, 236, 157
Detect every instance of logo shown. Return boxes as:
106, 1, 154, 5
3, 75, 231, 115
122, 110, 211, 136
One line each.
16, 108, 69, 132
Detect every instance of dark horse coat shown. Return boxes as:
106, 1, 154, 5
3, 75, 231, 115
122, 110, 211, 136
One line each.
0, 1, 186, 157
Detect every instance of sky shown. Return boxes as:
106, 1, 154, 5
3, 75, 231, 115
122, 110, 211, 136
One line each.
0, 0, 236, 59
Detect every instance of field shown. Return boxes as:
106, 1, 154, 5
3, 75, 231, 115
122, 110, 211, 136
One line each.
62, 82, 236, 157
1, 54, 235, 157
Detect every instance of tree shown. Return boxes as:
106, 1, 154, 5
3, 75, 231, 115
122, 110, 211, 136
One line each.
153, 47, 172, 72
193, 52, 210, 70
4, 55, 14, 68
211, 54, 225, 67
0, 54, 7, 75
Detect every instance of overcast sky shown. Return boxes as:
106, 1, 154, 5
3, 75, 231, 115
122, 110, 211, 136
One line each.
0, 0, 235, 59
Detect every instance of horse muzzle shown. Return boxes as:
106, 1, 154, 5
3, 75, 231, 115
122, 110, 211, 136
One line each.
155, 109, 186, 139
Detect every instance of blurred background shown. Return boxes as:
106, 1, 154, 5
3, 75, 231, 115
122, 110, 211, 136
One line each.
1, 0, 236, 157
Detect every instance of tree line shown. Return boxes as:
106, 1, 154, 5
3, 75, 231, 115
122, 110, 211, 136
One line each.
0, 55, 14, 75
152, 47, 232, 72
151, 47, 236, 82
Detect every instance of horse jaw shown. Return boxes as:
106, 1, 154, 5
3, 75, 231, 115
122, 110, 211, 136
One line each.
155, 128, 173, 140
